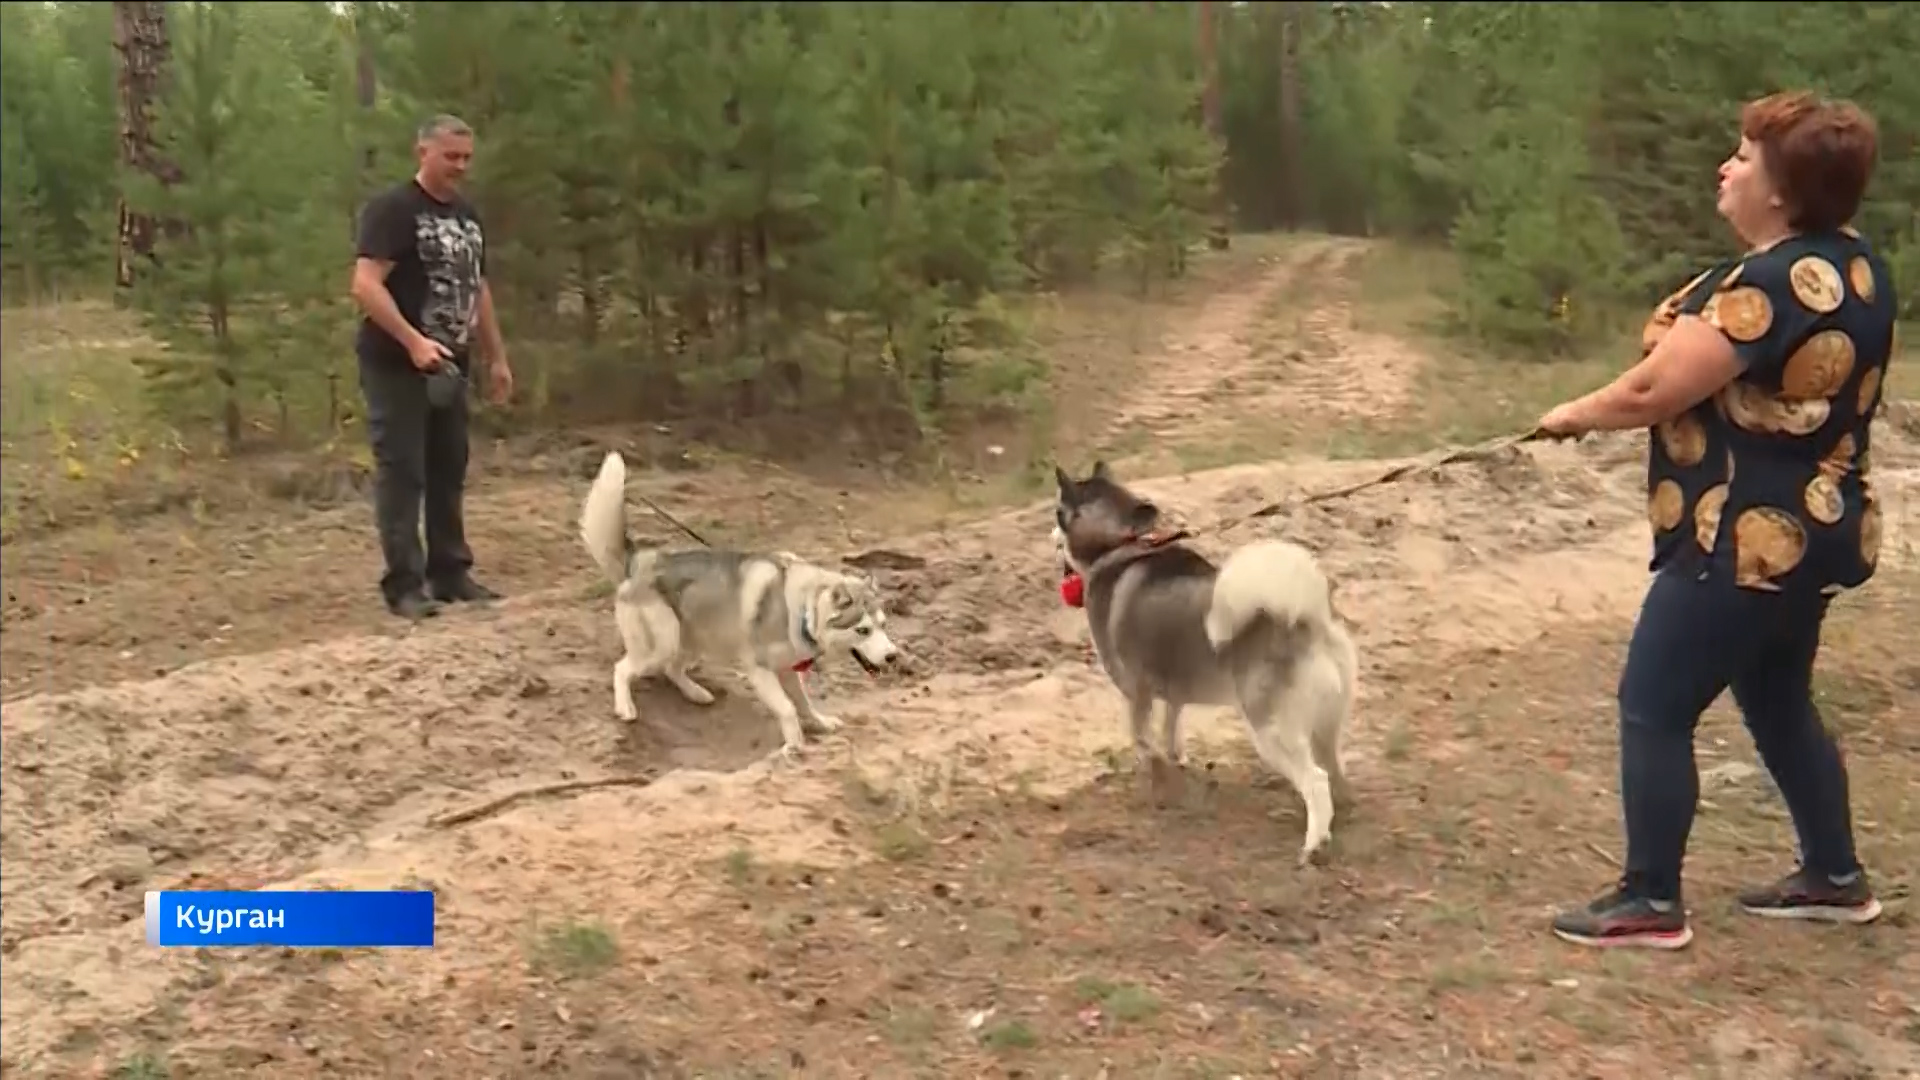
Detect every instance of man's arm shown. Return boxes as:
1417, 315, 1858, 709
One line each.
467, 201, 506, 369
475, 278, 507, 368
350, 257, 429, 354
348, 191, 434, 358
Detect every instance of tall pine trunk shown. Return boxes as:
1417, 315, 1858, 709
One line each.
111, 0, 176, 292
1200, 0, 1230, 250
1274, 0, 1306, 229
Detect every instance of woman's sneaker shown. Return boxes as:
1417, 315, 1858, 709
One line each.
1551, 880, 1694, 950
1737, 867, 1882, 924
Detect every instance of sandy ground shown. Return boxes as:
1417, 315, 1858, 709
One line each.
3, 238, 1917, 1078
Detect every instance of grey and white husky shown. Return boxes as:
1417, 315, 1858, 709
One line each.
1053, 461, 1359, 863
580, 451, 900, 759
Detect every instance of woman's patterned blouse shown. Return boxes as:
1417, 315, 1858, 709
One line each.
1639, 227, 1894, 595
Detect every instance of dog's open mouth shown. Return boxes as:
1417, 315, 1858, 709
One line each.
852, 651, 884, 677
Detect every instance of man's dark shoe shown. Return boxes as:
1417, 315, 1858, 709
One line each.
1551, 879, 1693, 950
430, 576, 501, 604
389, 591, 444, 621
1737, 867, 1883, 924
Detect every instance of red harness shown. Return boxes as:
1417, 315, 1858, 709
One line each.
1058, 529, 1190, 609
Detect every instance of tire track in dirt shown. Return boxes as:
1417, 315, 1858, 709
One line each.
1102, 235, 1421, 448
1276, 243, 1429, 422
1103, 236, 1358, 443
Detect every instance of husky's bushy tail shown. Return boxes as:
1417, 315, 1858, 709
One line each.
1204, 537, 1359, 865
580, 450, 633, 585
1203, 539, 1340, 649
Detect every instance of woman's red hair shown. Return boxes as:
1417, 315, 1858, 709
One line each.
1739, 91, 1879, 232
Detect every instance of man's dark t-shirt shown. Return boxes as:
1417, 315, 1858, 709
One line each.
355, 180, 488, 372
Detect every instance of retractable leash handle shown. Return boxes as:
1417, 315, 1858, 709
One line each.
424, 359, 468, 410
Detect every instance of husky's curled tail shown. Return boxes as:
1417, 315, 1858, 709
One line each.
1206, 539, 1359, 862
581, 451, 644, 587
1205, 539, 1341, 650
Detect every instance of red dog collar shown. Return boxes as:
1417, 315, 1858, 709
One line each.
1058, 529, 1187, 610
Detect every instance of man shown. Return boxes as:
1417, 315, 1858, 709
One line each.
349, 114, 514, 620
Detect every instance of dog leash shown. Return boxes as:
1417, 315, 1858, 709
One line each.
641, 425, 1556, 553
634, 492, 715, 548
1061, 425, 1560, 614
1199, 425, 1557, 536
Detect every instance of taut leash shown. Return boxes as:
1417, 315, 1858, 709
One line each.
636, 425, 1559, 556
1200, 425, 1555, 536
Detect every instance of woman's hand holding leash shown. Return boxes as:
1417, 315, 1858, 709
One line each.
1536, 400, 1593, 441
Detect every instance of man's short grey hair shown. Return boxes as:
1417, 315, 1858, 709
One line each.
417, 114, 473, 143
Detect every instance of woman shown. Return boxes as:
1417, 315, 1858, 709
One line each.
1536, 91, 1893, 950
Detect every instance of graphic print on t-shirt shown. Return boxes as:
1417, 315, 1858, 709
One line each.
415, 213, 485, 351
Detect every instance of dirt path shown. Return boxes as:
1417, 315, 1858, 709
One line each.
1102, 236, 1423, 449
3, 240, 1916, 1078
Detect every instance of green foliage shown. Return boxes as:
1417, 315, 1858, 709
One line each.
0, 1, 118, 297
1219, 0, 1920, 353
123, 1, 360, 451
5, 0, 1914, 456
369, 0, 1222, 435
3, 0, 1222, 446
1428, 4, 1627, 353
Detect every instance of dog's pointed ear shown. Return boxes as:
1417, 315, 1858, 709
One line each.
1090, 459, 1112, 481
829, 582, 853, 609
1054, 464, 1074, 493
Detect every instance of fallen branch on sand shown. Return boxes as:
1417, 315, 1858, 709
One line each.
842, 548, 928, 571
427, 774, 659, 829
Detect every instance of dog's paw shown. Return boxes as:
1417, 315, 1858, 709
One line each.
802, 713, 844, 735
615, 700, 640, 722
1144, 755, 1187, 804
1296, 838, 1333, 869
771, 741, 807, 765
678, 683, 716, 706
